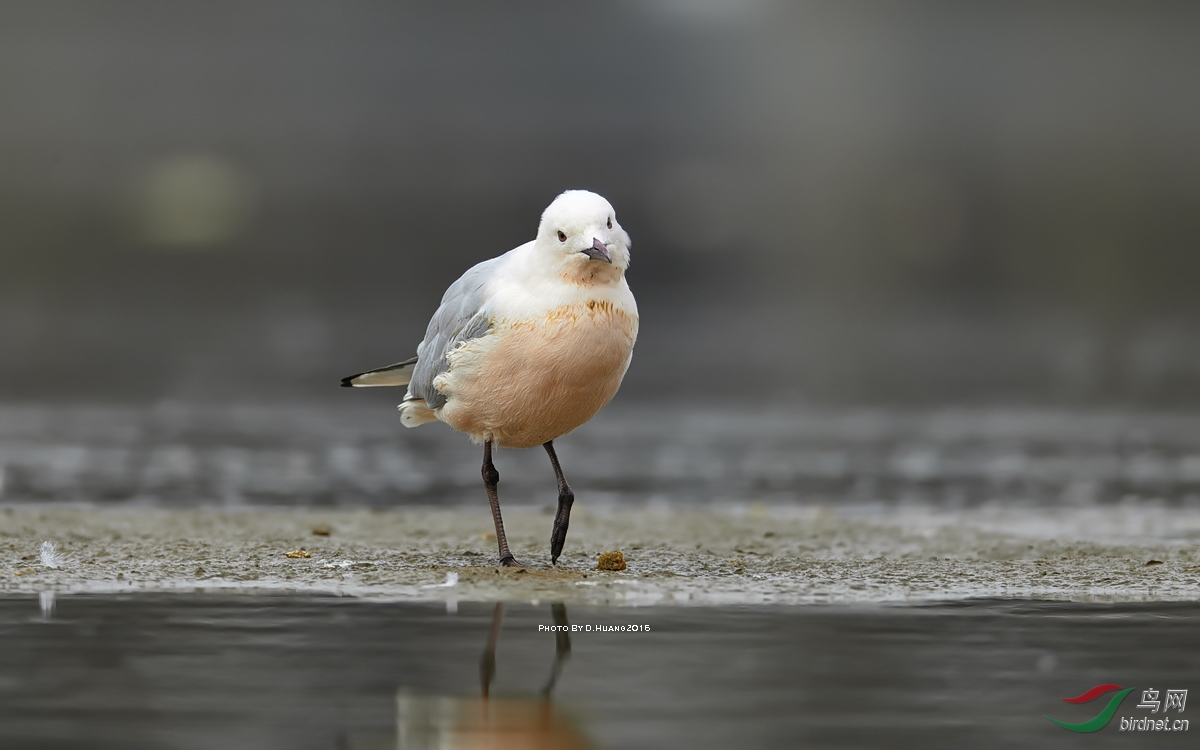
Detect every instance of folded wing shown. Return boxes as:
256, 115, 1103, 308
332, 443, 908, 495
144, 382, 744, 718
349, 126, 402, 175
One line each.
408, 256, 504, 409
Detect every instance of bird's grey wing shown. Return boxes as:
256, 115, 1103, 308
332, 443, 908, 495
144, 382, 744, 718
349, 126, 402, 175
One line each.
407, 257, 502, 409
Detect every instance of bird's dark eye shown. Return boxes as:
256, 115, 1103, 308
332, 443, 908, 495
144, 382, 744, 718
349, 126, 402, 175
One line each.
607, 217, 612, 229
557, 231, 567, 242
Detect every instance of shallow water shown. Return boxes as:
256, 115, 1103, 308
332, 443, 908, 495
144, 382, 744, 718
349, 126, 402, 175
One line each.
3, 404, 1199, 746
1, 594, 1196, 749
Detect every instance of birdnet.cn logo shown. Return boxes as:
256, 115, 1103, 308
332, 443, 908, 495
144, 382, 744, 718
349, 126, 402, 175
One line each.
1045, 684, 1189, 733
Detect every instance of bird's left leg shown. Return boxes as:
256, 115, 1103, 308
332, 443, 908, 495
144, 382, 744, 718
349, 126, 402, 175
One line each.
483, 441, 524, 567
543, 440, 575, 565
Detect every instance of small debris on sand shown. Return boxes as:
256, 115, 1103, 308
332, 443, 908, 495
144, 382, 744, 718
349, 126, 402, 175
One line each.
1145, 559, 1164, 566
597, 551, 626, 571
285, 548, 312, 559
39, 541, 65, 569
311, 523, 332, 536
420, 572, 459, 589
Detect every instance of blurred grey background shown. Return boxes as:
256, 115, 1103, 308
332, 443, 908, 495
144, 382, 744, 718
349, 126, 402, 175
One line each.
3, 1, 1199, 405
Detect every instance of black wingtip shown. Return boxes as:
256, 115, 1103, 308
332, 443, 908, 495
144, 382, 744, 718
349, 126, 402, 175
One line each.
338, 357, 418, 389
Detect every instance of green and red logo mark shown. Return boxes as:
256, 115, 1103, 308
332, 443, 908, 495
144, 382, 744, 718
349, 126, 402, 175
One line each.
1046, 684, 1189, 733
1045, 684, 1135, 732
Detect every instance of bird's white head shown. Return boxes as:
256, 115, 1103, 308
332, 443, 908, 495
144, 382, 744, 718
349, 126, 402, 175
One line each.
536, 190, 631, 282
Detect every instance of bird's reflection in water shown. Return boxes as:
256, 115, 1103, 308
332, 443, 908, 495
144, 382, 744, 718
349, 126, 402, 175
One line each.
392, 602, 592, 750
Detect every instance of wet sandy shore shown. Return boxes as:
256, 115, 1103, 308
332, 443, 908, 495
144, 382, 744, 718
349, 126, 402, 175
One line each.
3, 503, 1198, 605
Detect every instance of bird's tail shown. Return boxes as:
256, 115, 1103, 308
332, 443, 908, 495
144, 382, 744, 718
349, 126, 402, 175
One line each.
340, 356, 418, 388
398, 398, 437, 427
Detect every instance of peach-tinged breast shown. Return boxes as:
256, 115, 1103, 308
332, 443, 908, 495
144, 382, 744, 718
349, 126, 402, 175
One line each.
436, 302, 638, 448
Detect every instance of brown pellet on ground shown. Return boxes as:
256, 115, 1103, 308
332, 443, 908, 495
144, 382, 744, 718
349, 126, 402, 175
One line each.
285, 548, 312, 559
596, 551, 626, 571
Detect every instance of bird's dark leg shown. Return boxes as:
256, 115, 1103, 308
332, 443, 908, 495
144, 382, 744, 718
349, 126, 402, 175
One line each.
544, 440, 575, 565
483, 441, 523, 567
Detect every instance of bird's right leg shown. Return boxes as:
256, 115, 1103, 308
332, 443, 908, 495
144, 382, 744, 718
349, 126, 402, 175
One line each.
544, 440, 575, 565
483, 441, 524, 567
